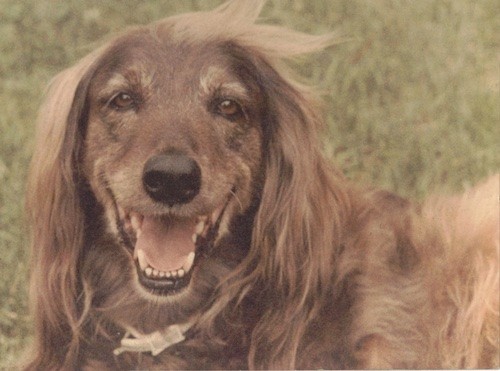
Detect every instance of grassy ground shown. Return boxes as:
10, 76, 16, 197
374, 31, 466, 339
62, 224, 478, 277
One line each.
0, 0, 498, 365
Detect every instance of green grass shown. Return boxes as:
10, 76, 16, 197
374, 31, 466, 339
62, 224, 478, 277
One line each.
0, 0, 498, 365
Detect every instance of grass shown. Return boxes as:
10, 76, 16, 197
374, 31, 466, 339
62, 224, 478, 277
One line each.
0, 0, 498, 365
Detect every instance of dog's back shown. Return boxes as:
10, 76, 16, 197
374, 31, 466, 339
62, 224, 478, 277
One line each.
421, 175, 499, 368
341, 176, 499, 369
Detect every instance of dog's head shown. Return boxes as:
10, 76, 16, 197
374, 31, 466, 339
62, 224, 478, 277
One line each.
82, 29, 267, 298
27, 0, 345, 367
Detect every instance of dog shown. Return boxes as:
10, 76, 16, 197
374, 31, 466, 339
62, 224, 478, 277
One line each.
24, 0, 499, 369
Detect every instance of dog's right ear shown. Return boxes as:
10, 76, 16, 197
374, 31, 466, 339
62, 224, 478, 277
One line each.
24, 48, 103, 369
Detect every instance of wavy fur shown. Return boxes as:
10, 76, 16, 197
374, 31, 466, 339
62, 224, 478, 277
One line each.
25, 1, 498, 369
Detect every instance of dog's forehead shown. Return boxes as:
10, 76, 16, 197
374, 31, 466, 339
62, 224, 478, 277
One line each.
92, 32, 248, 95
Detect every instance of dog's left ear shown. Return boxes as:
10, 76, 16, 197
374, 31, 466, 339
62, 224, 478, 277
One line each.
25, 48, 103, 368
245, 59, 351, 367
211, 30, 350, 369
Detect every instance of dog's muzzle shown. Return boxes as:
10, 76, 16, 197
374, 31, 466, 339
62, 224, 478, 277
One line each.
113, 151, 230, 296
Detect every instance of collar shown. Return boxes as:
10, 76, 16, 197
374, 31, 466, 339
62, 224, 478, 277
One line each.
113, 323, 192, 357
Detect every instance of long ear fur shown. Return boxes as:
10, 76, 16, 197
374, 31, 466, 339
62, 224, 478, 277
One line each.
24, 49, 103, 369
249, 75, 351, 369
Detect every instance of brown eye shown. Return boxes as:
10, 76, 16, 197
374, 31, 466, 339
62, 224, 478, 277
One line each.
216, 99, 245, 121
110, 92, 135, 110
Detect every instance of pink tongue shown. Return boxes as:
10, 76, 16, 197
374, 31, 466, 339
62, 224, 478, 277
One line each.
135, 216, 196, 272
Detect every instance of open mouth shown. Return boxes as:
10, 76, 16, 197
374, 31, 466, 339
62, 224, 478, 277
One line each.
116, 204, 227, 296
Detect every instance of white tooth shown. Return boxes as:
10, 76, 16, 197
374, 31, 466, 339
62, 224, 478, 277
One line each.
165, 271, 171, 278
171, 270, 178, 278
177, 269, 185, 278
159, 271, 165, 278
195, 221, 205, 235
118, 206, 126, 219
130, 214, 142, 232
145, 267, 153, 277
182, 252, 195, 273
192, 234, 198, 243
152, 269, 159, 277
137, 249, 148, 270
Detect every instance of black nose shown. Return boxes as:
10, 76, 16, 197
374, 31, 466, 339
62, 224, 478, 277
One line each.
142, 152, 201, 206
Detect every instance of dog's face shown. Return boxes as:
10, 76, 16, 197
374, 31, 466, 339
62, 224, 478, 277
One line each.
81, 31, 265, 301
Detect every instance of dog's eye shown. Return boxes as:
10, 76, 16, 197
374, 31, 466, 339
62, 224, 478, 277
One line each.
109, 92, 136, 110
215, 99, 245, 121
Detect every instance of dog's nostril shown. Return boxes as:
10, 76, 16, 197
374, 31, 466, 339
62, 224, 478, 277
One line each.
143, 153, 201, 206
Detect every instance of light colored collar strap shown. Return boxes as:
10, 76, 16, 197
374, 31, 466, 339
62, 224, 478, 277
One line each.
113, 323, 191, 357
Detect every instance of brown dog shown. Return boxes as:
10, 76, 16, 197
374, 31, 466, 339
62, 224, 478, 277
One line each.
25, 1, 498, 369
